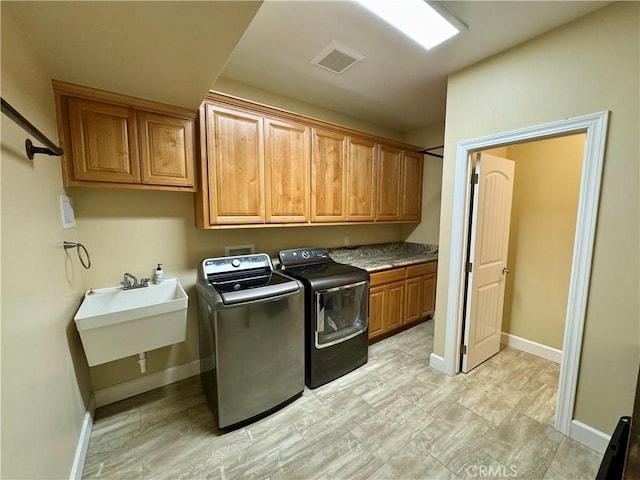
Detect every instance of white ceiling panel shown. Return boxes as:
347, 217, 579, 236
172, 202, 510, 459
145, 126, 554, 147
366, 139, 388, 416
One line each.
220, 0, 611, 131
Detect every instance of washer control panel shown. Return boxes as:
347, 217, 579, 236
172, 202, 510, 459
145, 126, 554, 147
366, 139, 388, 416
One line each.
200, 253, 273, 279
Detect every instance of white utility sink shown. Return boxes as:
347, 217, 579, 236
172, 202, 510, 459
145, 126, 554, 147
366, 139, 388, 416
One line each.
74, 279, 188, 366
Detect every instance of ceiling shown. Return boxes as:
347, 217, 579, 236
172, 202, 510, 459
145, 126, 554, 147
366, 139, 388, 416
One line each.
4, 1, 262, 110
4, 1, 609, 132
220, 0, 610, 131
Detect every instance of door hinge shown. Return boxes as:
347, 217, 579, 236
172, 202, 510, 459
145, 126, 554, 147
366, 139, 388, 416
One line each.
461, 344, 467, 355
471, 173, 479, 185
466, 262, 473, 273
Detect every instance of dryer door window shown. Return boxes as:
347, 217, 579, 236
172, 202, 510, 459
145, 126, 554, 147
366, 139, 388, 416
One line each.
315, 280, 369, 348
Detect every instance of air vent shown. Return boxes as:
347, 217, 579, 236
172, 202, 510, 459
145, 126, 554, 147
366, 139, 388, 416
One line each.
310, 41, 366, 74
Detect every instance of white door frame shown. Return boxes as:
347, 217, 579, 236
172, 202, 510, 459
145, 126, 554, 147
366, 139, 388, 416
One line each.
439, 111, 609, 435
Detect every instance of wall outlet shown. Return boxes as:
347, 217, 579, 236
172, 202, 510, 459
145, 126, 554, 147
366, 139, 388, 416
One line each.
344, 235, 350, 246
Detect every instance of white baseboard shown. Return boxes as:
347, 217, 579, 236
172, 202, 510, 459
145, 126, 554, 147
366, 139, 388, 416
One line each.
570, 419, 611, 454
69, 395, 95, 480
429, 353, 448, 374
94, 360, 201, 408
501, 332, 562, 364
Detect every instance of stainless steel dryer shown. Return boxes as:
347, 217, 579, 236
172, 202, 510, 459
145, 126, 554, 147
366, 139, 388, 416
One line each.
196, 254, 304, 430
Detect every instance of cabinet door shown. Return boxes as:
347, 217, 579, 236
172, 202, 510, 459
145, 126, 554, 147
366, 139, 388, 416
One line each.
346, 137, 376, 221
69, 98, 140, 183
264, 118, 310, 223
405, 277, 422, 324
401, 151, 424, 221
311, 128, 347, 222
369, 286, 385, 340
376, 144, 402, 220
206, 105, 264, 224
138, 111, 195, 188
420, 273, 436, 318
385, 281, 405, 331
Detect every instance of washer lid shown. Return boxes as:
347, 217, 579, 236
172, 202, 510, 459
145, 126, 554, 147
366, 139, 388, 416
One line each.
212, 271, 300, 306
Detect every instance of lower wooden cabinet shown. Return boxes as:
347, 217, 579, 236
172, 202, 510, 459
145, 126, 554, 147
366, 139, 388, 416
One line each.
368, 260, 437, 342
406, 261, 437, 321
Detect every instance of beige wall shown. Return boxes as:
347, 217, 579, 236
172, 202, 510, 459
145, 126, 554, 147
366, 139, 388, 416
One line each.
501, 135, 585, 350
436, 2, 639, 433
214, 77, 404, 141
402, 123, 444, 245
1, 8, 91, 479
73, 82, 406, 390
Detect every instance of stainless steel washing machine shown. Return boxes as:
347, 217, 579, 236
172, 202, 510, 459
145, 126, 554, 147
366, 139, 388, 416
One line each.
196, 253, 304, 429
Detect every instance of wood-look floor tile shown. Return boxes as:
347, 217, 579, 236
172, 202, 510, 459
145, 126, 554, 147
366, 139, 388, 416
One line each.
293, 399, 377, 447
139, 378, 206, 426
410, 403, 494, 474
83, 412, 192, 478
538, 362, 561, 387
516, 383, 557, 426
82, 321, 601, 480
82, 457, 143, 479
412, 379, 470, 419
369, 448, 454, 480
207, 424, 308, 480
243, 393, 324, 444
358, 372, 418, 410
543, 437, 602, 479
278, 431, 382, 480
457, 381, 529, 425
481, 411, 564, 478
351, 396, 434, 463
143, 423, 251, 479
88, 407, 141, 450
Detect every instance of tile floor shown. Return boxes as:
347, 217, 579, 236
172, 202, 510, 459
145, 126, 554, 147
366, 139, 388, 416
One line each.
82, 321, 603, 479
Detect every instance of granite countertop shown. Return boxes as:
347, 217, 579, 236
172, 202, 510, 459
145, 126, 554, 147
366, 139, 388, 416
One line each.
328, 242, 438, 273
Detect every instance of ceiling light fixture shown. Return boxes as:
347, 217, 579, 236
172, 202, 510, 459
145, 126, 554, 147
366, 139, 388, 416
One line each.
356, 0, 461, 50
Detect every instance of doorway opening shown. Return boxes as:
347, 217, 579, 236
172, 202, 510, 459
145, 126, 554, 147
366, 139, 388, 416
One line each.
438, 111, 609, 438
458, 134, 586, 426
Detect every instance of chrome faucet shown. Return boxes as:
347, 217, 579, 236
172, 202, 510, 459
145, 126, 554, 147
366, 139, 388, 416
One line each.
121, 272, 149, 290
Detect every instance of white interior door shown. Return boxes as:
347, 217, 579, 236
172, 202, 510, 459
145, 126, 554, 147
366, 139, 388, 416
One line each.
462, 152, 515, 372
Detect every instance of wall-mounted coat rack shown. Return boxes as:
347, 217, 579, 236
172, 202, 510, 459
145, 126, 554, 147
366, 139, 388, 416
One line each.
1, 97, 64, 160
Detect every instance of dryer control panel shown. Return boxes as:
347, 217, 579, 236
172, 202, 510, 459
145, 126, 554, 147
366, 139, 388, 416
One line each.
279, 247, 330, 267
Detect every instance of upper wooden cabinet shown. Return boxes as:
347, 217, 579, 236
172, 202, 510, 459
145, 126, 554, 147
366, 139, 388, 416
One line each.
206, 104, 265, 224
138, 112, 195, 188
376, 144, 403, 221
68, 98, 141, 184
376, 146, 424, 222
346, 137, 376, 221
197, 92, 425, 229
400, 150, 424, 221
54, 81, 197, 191
265, 118, 310, 223
311, 128, 347, 222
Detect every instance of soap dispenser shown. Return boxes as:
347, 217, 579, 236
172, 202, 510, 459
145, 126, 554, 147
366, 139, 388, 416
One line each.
154, 264, 165, 284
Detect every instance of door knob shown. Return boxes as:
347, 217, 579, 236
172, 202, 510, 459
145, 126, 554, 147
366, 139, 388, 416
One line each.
502, 267, 510, 274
